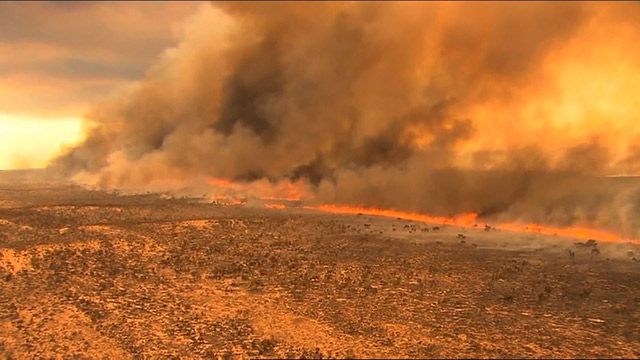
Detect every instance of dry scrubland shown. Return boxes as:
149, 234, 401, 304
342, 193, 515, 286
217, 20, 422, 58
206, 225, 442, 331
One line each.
0, 171, 639, 358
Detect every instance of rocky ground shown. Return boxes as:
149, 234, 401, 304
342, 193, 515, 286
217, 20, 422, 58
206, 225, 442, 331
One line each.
0, 172, 639, 358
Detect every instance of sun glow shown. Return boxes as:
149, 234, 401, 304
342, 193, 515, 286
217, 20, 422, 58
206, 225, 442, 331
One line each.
0, 113, 86, 170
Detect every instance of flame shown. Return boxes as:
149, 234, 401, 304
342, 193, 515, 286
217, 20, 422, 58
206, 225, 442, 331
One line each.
260, 195, 303, 202
307, 204, 481, 227
206, 177, 636, 243
307, 204, 636, 244
497, 222, 625, 243
264, 203, 286, 209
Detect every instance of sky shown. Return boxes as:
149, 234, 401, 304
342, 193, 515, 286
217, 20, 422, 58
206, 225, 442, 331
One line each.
0, 1, 199, 169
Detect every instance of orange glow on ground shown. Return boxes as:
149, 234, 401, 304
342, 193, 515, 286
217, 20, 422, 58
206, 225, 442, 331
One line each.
306, 204, 636, 244
264, 203, 286, 209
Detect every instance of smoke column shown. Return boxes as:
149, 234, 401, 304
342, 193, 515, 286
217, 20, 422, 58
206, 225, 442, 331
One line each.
52, 2, 640, 238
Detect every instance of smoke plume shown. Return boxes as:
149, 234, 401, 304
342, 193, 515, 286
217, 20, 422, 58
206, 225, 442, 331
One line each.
52, 2, 640, 238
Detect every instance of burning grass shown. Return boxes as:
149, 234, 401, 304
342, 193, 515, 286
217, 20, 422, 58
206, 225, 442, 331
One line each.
306, 204, 636, 245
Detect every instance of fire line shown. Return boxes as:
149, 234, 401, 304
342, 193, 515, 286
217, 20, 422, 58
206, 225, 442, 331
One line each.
304, 204, 636, 244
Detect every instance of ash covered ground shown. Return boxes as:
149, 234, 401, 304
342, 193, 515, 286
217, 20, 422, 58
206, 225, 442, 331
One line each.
0, 170, 639, 359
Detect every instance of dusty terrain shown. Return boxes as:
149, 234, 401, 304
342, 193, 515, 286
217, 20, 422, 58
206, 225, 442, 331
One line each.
0, 171, 639, 359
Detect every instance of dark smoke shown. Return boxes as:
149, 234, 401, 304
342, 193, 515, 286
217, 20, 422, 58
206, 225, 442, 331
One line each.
52, 2, 640, 238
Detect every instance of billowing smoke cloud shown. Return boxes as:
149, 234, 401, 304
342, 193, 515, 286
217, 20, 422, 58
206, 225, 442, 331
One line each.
52, 2, 640, 238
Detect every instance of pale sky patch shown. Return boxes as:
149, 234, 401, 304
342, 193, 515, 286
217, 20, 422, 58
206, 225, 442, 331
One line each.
0, 113, 85, 169
0, 1, 199, 169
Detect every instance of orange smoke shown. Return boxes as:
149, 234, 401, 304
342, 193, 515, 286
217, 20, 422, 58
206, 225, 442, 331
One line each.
208, 178, 243, 190
208, 177, 311, 201
307, 204, 635, 244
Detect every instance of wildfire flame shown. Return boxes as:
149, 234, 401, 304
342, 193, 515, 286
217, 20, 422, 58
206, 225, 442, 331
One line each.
264, 203, 286, 209
497, 222, 626, 243
305, 204, 636, 244
306, 204, 481, 227
206, 177, 636, 244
